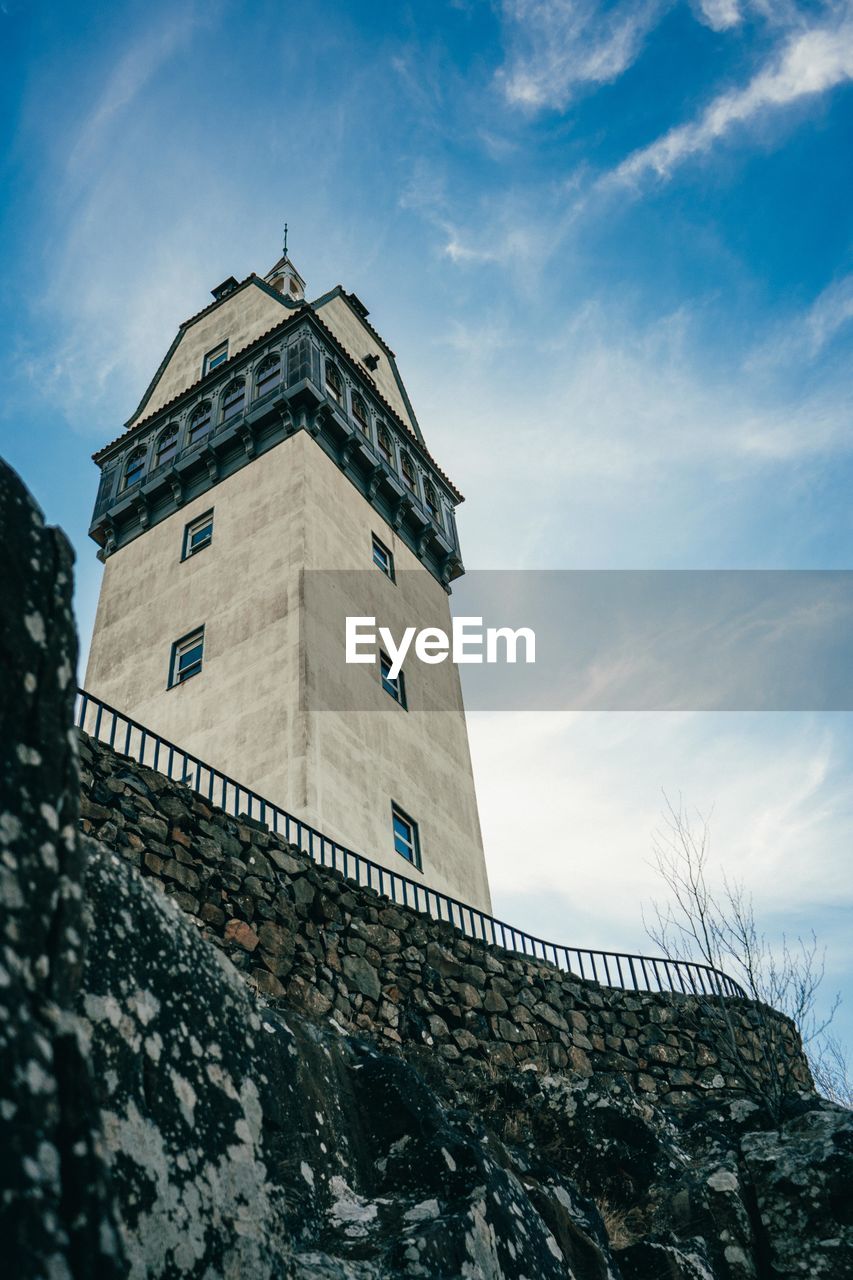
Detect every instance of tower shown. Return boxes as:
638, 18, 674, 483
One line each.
84, 250, 491, 911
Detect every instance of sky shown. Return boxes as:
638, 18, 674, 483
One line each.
2, 0, 852, 1049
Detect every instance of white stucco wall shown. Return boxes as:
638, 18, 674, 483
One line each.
85, 432, 490, 911
133, 284, 290, 424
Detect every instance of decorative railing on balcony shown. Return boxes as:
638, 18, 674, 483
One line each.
91, 323, 456, 551
74, 689, 746, 1000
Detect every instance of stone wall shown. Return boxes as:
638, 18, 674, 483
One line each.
78, 731, 812, 1107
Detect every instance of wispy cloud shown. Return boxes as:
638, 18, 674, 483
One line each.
798, 273, 853, 356
497, 0, 670, 111
612, 16, 853, 184
67, 4, 208, 175
746, 272, 853, 371
400, 161, 570, 272
416, 290, 853, 576
473, 710, 852, 925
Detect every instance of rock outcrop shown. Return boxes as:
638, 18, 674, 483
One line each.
2, 455, 852, 1279
0, 460, 122, 1277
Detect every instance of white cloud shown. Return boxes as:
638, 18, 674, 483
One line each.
471, 710, 853, 955
613, 17, 853, 183
694, 0, 742, 30
498, 0, 670, 111
410, 293, 853, 578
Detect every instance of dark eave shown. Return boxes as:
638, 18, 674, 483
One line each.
91, 304, 463, 504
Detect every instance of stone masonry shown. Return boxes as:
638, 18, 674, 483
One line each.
78, 731, 812, 1109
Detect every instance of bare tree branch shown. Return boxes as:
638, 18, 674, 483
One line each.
645, 794, 848, 1121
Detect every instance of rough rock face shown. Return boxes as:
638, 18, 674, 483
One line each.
82, 840, 579, 1278
0, 460, 122, 1277
2, 454, 853, 1279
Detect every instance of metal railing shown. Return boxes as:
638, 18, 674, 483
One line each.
74, 688, 746, 999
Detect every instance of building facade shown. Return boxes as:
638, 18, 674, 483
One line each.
84, 254, 491, 911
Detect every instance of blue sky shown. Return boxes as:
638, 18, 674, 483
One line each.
2, 0, 852, 1047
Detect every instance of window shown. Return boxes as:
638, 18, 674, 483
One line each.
169, 627, 204, 687
155, 425, 179, 468
188, 402, 212, 445
255, 353, 281, 399
392, 805, 421, 868
372, 534, 394, 580
400, 452, 417, 493
325, 362, 343, 406
123, 446, 146, 490
221, 379, 245, 422
377, 424, 393, 465
351, 393, 369, 434
203, 342, 228, 376
424, 480, 441, 526
182, 510, 214, 559
380, 652, 407, 708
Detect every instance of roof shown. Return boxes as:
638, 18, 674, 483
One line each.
309, 286, 425, 445
125, 275, 298, 428
91, 301, 463, 503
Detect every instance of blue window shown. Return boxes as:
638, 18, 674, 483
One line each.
380, 652, 406, 708
188, 402, 212, 445
392, 805, 421, 868
325, 362, 343, 405
255, 353, 281, 399
182, 510, 213, 559
221, 379, 245, 422
400, 451, 417, 493
352, 393, 369, 434
372, 534, 394, 580
424, 481, 442, 526
155, 425, 179, 468
169, 627, 204, 687
377, 424, 393, 465
123, 446, 146, 490
203, 342, 228, 376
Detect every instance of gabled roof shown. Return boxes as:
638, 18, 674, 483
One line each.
126, 275, 298, 428
94, 304, 308, 461
310, 286, 425, 445
91, 302, 463, 503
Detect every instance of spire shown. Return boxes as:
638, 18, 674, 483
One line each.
265, 226, 304, 302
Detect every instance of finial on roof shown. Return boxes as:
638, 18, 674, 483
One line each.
265, 231, 305, 302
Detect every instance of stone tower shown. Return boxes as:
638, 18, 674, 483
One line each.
84, 252, 491, 911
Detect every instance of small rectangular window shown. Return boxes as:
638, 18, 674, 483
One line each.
169, 627, 205, 687
182, 510, 214, 560
371, 534, 394, 580
203, 342, 228, 376
380, 652, 406, 708
392, 805, 421, 869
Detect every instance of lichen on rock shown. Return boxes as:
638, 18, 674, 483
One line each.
2, 454, 853, 1279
